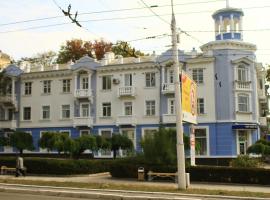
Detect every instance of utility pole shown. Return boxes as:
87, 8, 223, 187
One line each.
171, 0, 186, 189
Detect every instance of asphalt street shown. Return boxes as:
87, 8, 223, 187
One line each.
0, 192, 97, 200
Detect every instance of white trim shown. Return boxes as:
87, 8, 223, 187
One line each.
80, 129, 90, 136
236, 130, 252, 155
141, 127, 158, 139
123, 101, 133, 116
60, 104, 71, 120
80, 103, 89, 117
41, 105, 51, 120
167, 98, 175, 115
59, 130, 71, 137
144, 100, 156, 116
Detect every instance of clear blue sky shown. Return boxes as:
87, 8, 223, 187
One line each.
1, 0, 270, 65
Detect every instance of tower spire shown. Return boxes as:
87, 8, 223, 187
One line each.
226, 0, 229, 8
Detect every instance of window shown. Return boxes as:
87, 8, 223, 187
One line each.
238, 94, 249, 112
195, 128, 207, 156
24, 82, 32, 95
42, 106, 50, 119
124, 74, 132, 86
80, 130, 90, 136
62, 105, 70, 119
145, 72, 156, 87
43, 80, 51, 94
124, 102, 132, 116
146, 100, 155, 116
81, 104, 89, 117
169, 70, 174, 84
82, 77, 89, 89
102, 103, 111, 117
237, 65, 248, 82
237, 130, 251, 155
23, 107, 31, 120
121, 129, 135, 154
102, 76, 111, 90
142, 129, 157, 139
168, 99, 175, 115
197, 98, 205, 114
60, 130, 70, 136
192, 69, 203, 84
62, 79, 70, 93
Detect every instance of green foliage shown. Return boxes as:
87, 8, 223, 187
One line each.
247, 139, 270, 156
71, 135, 96, 159
141, 128, 189, 165
112, 41, 146, 58
0, 70, 11, 95
19, 51, 57, 68
230, 155, 261, 168
110, 133, 134, 159
53, 133, 72, 154
0, 157, 111, 175
10, 131, 34, 154
0, 136, 8, 146
96, 135, 111, 150
39, 132, 55, 152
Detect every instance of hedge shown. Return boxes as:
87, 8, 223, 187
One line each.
0, 157, 112, 175
109, 158, 270, 185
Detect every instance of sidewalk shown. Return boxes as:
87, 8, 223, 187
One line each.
0, 173, 269, 194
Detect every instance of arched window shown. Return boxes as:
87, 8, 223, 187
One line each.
237, 65, 248, 82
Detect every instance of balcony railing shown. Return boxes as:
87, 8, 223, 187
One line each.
0, 120, 17, 130
116, 115, 137, 126
161, 83, 175, 94
118, 86, 136, 97
235, 81, 251, 90
162, 114, 176, 124
0, 94, 18, 110
74, 89, 92, 99
73, 117, 93, 127
259, 117, 267, 127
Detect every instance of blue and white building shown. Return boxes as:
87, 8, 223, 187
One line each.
0, 4, 267, 157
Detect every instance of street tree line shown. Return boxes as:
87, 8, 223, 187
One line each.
0, 131, 133, 159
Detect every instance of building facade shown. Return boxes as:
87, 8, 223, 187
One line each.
0, 5, 267, 157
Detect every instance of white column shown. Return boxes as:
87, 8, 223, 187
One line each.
161, 66, 165, 84
215, 21, 219, 37
88, 72, 91, 98
239, 16, 243, 40
11, 77, 15, 104
74, 74, 77, 96
230, 14, 234, 38
219, 15, 224, 40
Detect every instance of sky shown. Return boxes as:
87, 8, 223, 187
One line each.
1, 0, 270, 65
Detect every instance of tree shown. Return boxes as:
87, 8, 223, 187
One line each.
71, 135, 96, 159
266, 66, 270, 82
53, 133, 71, 154
39, 132, 56, 152
141, 128, 190, 165
19, 51, 57, 68
56, 39, 112, 63
247, 139, 270, 159
96, 135, 111, 153
10, 131, 34, 155
110, 134, 133, 159
0, 70, 11, 95
112, 41, 146, 58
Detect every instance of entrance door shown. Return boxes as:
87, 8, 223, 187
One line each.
121, 129, 135, 156
237, 130, 250, 155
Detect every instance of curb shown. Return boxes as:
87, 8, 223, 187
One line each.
0, 183, 270, 200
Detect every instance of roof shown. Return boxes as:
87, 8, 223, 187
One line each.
4, 64, 24, 77
71, 55, 101, 71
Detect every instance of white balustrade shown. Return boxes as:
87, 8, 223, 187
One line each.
118, 86, 136, 97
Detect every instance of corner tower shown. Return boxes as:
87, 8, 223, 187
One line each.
212, 1, 244, 41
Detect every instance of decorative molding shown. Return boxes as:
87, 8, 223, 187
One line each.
21, 69, 72, 80
97, 62, 157, 73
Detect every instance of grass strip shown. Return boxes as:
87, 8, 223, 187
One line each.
0, 178, 269, 198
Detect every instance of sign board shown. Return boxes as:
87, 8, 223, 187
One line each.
181, 73, 197, 124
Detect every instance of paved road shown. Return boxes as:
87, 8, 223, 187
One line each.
0, 192, 96, 200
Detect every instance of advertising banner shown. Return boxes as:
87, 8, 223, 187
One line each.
181, 73, 197, 124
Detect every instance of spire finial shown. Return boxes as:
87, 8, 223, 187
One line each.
226, 0, 229, 8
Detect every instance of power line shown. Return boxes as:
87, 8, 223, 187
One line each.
0, 0, 224, 27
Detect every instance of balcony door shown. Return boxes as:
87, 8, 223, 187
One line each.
124, 74, 132, 86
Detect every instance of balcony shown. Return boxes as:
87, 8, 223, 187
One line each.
162, 114, 176, 124
0, 94, 18, 110
161, 83, 175, 94
116, 115, 137, 126
74, 89, 93, 100
73, 117, 93, 127
234, 81, 251, 91
0, 120, 17, 130
259, 117, 267, 127
118, 86, 136, 97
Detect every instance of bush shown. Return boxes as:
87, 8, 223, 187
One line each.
0, 157, 111, 175
230, 155, 261, 168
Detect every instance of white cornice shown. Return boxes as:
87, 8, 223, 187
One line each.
200, 40, 256, 52
21, 69, 72, 80
97, 62, 158, 73
186, 56, 215, 64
